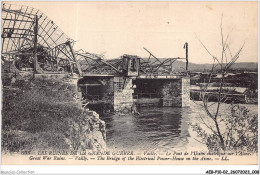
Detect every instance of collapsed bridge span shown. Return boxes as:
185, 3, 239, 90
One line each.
2, 3, 190, 111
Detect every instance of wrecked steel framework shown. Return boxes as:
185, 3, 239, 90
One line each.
1, 3, 189, 77
75, 46, 189, 77
1, 3, 81, 74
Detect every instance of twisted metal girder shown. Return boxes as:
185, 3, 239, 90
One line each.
1, 3, 188, 76
1, 3, 80, 74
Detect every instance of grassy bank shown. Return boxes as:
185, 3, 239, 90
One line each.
1, 76, 105, 153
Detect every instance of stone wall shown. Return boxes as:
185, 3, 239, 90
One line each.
113, 77, 134, 112
161, 79, 182, 107
182, 77, 190, 107
161, 78, 190, 107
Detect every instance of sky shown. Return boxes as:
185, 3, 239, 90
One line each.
5, 1, 258, 63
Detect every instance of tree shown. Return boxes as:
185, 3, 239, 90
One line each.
191, 16, 258, 153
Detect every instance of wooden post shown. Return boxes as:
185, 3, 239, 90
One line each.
67, 41, 82, 76
171, 59, 174, 72
33, 15, 38, 73
9, 55, 11, 72
185, 42, 189, 71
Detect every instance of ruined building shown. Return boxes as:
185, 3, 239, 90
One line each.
1, 3, 190, 112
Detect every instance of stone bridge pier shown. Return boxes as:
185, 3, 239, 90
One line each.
114, 76, 190, 111
77, 54, 190, 112
78, 75, 190, 112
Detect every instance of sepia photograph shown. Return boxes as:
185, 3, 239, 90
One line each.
0, 0, 258, 172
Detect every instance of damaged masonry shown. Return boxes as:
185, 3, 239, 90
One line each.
1, 3, 190, 113
1, 1, 258, 167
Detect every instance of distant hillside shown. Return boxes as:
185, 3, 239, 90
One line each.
139, 57, 258, 72
111, 56, 257, 72
171, 60, 258, 72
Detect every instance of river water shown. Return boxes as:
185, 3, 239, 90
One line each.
100, 106, 193, 152
99, 102, 258, 152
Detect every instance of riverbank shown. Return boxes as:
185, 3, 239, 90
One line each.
1, 73, 106, 154
187, 100, 258, 152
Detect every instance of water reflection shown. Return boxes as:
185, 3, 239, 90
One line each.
100, 107, 191, 152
